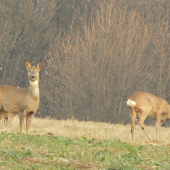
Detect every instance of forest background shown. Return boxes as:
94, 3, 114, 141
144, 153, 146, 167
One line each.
0, 0, 170, 126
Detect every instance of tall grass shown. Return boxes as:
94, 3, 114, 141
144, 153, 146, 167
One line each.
1, 116, 170, 144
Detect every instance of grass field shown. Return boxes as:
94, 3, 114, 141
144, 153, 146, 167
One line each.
0, 116, 170, 169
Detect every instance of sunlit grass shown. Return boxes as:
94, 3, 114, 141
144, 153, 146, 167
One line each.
1, 116, 170, 144
0, 117, 170, 169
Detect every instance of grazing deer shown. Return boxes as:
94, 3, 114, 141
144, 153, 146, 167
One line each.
127, 91, 170, 141
0, 60, 43, 133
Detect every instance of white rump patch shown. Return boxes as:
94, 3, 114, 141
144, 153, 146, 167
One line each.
127, 99, 136, 107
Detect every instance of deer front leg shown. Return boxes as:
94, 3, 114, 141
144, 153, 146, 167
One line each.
26, 112, 34, 134
138, 113, 152, 142
155, 114, 162, 142
19, 112, 25, 134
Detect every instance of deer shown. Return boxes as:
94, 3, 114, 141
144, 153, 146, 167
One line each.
127, 91, 170, 142
0, 60, 43, 133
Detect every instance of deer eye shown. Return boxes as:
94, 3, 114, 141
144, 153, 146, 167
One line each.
29, 71, 31, 73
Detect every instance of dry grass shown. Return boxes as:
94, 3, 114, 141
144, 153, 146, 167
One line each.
1, 116, 170, 145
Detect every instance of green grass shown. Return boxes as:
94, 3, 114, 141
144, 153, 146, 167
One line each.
0, 133, 169, 169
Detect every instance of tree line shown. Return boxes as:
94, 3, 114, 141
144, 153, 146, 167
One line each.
0, 0, 170, 125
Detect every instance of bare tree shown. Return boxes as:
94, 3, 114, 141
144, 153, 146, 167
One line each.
1, 0, 170, 125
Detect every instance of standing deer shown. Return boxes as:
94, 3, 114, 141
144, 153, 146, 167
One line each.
127, 91, 170, 141
0, 60, 43, 133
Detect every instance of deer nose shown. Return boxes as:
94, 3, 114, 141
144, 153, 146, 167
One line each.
31, 75, 35, 79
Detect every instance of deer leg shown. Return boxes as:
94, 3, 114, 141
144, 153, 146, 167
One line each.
8, 113, 16, 132
0, 111, 8, 132
26, 112, 34, 134
155, 114, 162, 141
138, 113, 152, 142
131, 108, 136, 141
2, 117, 8, 132
19, 112, 25, 134
4, 117, 8, 127
9, 117, 12, 132
7, 117, 13, 132
0, 111, 8, 120
3, 113, 16, 132
2, 117, 11, 132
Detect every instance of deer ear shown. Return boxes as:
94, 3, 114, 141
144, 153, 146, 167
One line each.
37, 60, 43, 70
25, 60, 32, 70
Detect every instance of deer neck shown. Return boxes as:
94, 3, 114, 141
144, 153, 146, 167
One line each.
29, 80, 39, 98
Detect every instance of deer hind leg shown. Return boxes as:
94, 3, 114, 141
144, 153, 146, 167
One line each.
4, 117, 8, 127
138, 112, 152, 142
2, 117, 8, 132
0, 111, 8, 120
2, 117, 13, 132
0, 111, 8, 132
26, 112, 34, 134
131, 108, 136, 141
3, 114, 15, 132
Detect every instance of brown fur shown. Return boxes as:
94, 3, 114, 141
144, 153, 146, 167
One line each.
0, 60, 43, 133
3, 112, 16, 132
127, 91, 170, 141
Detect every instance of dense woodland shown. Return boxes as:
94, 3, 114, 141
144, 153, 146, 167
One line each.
0, 0, 170, 125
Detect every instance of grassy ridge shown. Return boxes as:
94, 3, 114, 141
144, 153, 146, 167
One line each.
2, 117, 170, 143
0, 133, 170, 169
